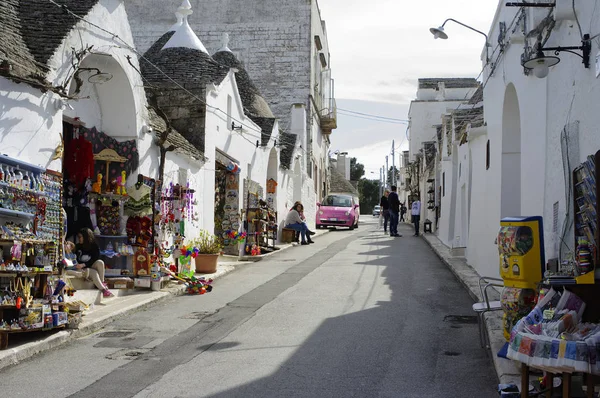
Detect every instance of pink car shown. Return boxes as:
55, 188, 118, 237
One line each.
316, 194, 360, 230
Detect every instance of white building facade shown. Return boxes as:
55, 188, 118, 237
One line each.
426, 1, 600, 279
125, 0, 338, 230
407, 78, 479, 234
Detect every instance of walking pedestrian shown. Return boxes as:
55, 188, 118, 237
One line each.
411, 198, 421, 236
400, 203, 407, 222
380, 189, 390, 234
388, 186, 402, 237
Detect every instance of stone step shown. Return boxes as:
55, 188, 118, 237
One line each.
65, 276, 135, 305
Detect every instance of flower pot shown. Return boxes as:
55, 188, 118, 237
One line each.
194, 253, 219, 274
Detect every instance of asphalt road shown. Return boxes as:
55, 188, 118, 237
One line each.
0, 217, 498, 397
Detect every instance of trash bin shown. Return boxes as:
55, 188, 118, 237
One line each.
423, 219, 432, 233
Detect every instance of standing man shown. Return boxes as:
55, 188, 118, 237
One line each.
400, 202, 407, 223
411, 197, 421, 236
388, 186, 401, 237
380, 189, 390, 234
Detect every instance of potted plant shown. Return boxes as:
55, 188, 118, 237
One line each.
187, 230, 222, 273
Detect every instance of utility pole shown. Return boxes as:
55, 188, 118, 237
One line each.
391, 140, 396, 187
379, 167, 383, 198
385, 156, 389, 188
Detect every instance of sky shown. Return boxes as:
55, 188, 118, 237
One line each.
318, 0, 499, 177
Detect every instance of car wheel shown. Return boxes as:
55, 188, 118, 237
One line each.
349, 225, 355, 230
316, 224, 322, 229
355, 221, 359, 228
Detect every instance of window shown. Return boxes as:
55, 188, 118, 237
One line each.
442, 172, 446, 197
486, 140, 490, 170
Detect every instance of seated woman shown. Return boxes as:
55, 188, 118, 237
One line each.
290, 201, 316, 243
70, 228, 114, 297
285, 203, 314, 245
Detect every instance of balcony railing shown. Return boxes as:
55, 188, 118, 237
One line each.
320, 98, 337, 133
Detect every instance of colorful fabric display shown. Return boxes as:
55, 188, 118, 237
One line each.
124, 183, 152, 216
507, 289, 600, 375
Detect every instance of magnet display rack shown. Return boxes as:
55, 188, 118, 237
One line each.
0, 156, 66, 348
570, 150, 600, 284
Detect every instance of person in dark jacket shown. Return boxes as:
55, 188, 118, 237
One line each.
400, 203, 407, 222
74, 228, 113, 297
380, 190, 390, 233
388, 186, 402, 237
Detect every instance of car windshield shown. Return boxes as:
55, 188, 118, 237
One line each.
322, 195, 353, 207
374, 205, 381, 209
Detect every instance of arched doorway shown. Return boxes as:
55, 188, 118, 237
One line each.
66, 53, 137, 137
501, 84, 522, 218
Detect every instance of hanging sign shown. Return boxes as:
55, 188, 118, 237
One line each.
266, 178, 278, 194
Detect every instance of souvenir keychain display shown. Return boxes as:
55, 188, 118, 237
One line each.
160, 183, 197, 236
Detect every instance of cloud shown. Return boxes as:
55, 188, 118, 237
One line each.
318, 0, 498, 104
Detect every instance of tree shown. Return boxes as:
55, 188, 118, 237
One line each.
350, 157, 365, 181
358, 178, 380, 214
386, 166, 400, 187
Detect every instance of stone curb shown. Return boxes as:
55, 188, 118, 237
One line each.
420, 233, 521, 386
0, 229, 332, 371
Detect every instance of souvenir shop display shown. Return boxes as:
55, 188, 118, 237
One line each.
160, 183, 197, 237
93, 149, 127, 194
266, 178, 277, 210
497, 217, 544, 290
214, 162, 240, 255
245, 187, 278, 255
507, 288, 598, 374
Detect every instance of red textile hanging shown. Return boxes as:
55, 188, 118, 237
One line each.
65, 136, 94, 186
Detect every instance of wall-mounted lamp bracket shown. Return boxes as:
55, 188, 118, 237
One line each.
542, 34, 591, 68
231, 122, 243, 131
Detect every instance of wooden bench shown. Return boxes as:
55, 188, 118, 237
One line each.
281, 228, 296, 243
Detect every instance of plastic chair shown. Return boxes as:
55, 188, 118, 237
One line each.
472, 276, 504, 348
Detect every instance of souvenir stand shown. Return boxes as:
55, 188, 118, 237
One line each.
62, 122, 148, 290
0, 155, 67, 349
126, 174, 160, 289
158, 182, 196, 277
214, 158, 241, 256
244, 180, 277, 256
506, 151, 600, 398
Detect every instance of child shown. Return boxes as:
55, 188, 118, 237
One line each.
63, 241, 77, 270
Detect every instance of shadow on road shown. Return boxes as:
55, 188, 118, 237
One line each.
204, 223, 498, 397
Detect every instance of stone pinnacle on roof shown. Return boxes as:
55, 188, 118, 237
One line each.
217, 33, 233, 53
168, 7, 184, 32
161, 0, 209, 54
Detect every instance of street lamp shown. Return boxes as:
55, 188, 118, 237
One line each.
370, 171, 382, 198
429, 18, 490, 64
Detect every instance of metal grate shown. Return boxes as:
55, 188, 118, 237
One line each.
96, 331, 135, 338
443, 315, 478, 324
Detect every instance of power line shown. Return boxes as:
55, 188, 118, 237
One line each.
337, 111, 409, 124
337, 108, 409, 122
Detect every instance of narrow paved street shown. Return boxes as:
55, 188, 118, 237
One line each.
0, 218, 497, 397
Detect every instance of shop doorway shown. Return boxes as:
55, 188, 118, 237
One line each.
501, 83, 522, 218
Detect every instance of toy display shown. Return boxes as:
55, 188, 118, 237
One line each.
498, 217, 545, 289
96, 199, 121, 236
92, 174, 102, 194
